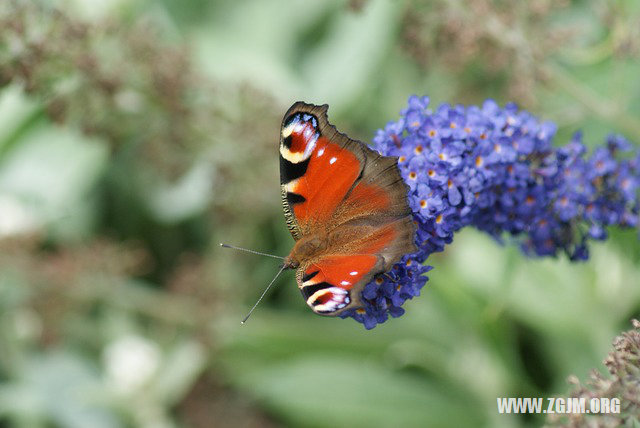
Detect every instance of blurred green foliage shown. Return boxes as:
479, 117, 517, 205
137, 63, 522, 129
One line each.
0, 0, 639, 427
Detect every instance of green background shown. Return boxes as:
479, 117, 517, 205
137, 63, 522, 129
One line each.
0, 0, 639, 427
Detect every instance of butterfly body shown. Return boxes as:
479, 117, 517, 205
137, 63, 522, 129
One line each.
279, 102, 416, 316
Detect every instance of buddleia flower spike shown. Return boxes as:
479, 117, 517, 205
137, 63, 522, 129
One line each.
340, 95, 640, 329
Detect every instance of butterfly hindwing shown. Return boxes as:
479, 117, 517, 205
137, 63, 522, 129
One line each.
297, 254, 384, 315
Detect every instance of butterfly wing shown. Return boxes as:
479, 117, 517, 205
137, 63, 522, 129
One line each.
280, 102, 367, 239
297, 254, 384, 314
280, 102, 416, 315
329, 149, 417, 272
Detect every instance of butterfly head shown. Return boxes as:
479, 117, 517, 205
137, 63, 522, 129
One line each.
283, 234, 326, 270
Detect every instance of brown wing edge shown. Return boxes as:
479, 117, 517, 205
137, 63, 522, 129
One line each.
355, 147, 418, 271
280, 186, 300, 239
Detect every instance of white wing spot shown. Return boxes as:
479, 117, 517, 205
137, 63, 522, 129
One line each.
329, 157, 337, 165
340, 280, 351, 286
303, 126, 313, 140
317, 147, 325, 157
349, 271, 358, 276
282, 123, 295, 138
308, 287, 350, 313
302, 136, 318, 159
283, 179, 299, 192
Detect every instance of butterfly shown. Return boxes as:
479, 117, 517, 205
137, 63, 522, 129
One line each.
280, 102, 417, 316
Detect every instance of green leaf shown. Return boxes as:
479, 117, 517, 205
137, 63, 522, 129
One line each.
0, 85, 42, 158
0, 123, 108, 238
237, 355, 486, 428
151, 340, 207, 406
143, 162, 215, 224
0, 352, 119, 428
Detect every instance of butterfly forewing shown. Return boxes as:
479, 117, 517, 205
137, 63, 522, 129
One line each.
280, 103, 365, 239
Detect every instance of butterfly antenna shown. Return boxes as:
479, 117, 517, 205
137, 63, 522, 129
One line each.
241, 264, 287, 324
383, 273, 398, 283
220, 243, 285, 260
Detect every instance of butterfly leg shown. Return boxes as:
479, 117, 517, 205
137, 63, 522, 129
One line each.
374, 272, 398, 283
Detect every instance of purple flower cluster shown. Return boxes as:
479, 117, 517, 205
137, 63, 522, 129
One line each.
342, 95, 640, 329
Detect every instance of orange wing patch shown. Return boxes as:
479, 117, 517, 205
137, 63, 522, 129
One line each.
298, 254, 381, 314
292, 138, 361, 227
345, 181, 392, 213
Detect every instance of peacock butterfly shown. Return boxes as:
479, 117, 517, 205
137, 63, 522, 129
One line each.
279, 102, 417, 316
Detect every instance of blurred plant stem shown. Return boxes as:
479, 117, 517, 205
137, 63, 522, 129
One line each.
541, 63, 640, 139
70, 279, 211, 329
